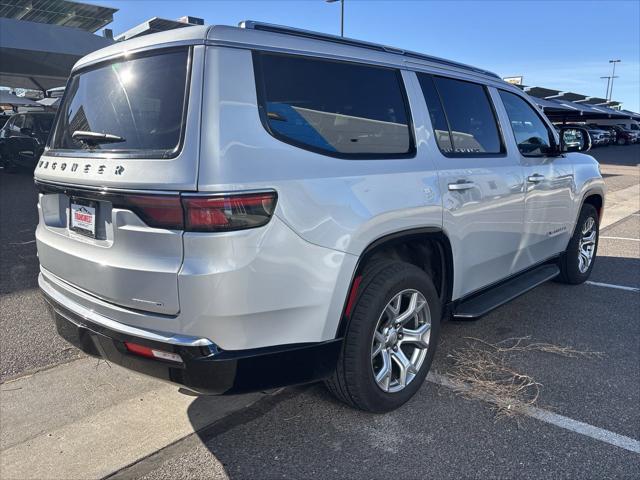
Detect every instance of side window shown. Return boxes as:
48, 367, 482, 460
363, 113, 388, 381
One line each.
499, 90, 553, 156
253, 52, 414, 158
416, 74, 453, 153
418, 74, 503, 155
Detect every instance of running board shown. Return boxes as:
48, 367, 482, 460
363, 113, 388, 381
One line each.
452, 264, 560, 319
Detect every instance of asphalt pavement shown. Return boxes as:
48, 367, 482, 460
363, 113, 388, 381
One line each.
0, 144, 638, 479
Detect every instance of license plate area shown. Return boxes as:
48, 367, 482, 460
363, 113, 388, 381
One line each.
70, 198, 97, 238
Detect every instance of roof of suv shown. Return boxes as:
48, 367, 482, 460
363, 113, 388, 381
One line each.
74, 21, 505, 85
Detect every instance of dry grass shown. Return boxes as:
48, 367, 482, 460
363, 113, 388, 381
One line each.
465, 336, 604, 359
444, 337, 603, 420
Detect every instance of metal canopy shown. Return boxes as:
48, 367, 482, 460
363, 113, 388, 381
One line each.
575, 97, 609, 105
0, 17, 113, 90
529, 96, 576, 113
523, 86, 561, 99
547, 92, 587, 102
0, 90, 42, 105
0, 0, 117, 33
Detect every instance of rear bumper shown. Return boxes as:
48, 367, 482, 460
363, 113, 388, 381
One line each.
40, 276, 342, 395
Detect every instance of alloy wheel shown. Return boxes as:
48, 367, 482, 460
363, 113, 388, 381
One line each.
371, 289, 431, 393
578, 216, 597, 274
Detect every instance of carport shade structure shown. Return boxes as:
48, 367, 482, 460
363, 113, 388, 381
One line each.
0, 90, 42, 106
0, 17, 113, 91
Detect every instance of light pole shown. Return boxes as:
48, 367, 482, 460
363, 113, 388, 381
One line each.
326, 0, 344, 37
608, 59, 621, 101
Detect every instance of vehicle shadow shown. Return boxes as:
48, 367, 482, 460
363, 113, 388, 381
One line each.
0, 169, 40, 295
183, 251, 639, 479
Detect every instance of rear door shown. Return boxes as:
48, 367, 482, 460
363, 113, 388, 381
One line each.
35, 46, 203, 315
496, 90, 574, 264
416, 74, 526, 299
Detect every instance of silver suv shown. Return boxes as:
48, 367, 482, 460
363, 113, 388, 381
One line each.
35, 22, 604, 412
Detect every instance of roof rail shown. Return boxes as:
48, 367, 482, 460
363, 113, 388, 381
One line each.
239, 20, 500, 79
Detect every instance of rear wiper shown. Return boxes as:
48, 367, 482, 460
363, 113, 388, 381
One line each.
72, 130, 125, 147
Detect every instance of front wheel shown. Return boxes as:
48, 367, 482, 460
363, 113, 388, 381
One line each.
325, 260, 441, 412
558, 204, 599, 284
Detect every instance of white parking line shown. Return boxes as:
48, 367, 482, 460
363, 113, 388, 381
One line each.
585, 281, 640, 293
427, 372, 640, 454
600, 236, 640, 242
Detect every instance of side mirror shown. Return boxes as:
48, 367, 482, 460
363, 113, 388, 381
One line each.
559, 127, 591, 153
20, 127, 34, 136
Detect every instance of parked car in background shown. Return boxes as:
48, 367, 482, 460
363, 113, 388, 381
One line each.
35, 21, 604, 413
587, 124, 615, 145
619, 127, 639, 144
590, 124, 633, 145
0, 112, 55, 172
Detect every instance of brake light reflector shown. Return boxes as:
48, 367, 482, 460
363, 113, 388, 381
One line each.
125, 342, 183, 363
182, 191, 277, 232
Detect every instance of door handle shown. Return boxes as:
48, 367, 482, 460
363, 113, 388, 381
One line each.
527, 174, 545, 183
448, 181, 476, 191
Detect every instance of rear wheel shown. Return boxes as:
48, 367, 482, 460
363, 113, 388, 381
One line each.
558, 203, 599, 284
325, 260, 441, 412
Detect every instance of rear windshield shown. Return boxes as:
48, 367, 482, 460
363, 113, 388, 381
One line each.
50, 48, 190, 156
33, 115, 54, 132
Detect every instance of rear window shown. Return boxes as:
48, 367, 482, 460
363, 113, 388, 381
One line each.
253, 52, 414, 158
33, 115, 54, 133
50, 48, 190, 157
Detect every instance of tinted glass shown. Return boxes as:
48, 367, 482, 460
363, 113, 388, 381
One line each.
34, 114, 54, 133
432, 77, 502, 154
13, 115, 23, 129
255, 53, 412, 156
417, 73, 453, 153
51, 48, 189, 154
499, 90, 553, 156
23, 115, 34, 130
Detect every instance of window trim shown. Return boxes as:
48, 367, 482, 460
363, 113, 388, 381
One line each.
497, 88, 558, 158
419, 73, 507, 158
252, 50, 417, 160
45, 46, 193, 160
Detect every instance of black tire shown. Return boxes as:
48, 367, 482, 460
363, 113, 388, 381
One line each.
557, 203, 599, 284
325, 259, 441, 412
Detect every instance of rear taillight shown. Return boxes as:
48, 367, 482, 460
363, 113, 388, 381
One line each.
125, 195, 184, 230
181, 191, 277, 232
113, 191, 277, 232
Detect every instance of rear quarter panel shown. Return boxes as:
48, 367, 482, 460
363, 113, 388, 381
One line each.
569, 152, 606, 229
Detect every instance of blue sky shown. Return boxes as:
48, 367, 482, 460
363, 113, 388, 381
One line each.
90, 0, 640, 111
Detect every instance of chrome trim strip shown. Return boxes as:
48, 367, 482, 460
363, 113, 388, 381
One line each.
181, 188, 277, 197
34, 179, 181, 196
39, 272, 214, 347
